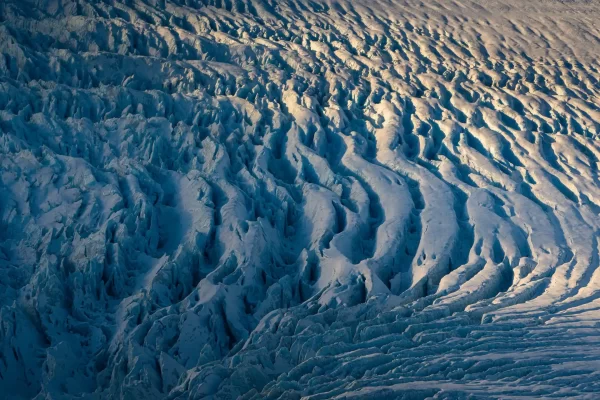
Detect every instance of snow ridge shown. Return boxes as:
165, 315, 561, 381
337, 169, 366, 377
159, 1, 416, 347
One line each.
1, 0, 600, 398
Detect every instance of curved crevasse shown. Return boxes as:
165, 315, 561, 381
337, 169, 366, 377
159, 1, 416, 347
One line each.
0, 0, 599, 398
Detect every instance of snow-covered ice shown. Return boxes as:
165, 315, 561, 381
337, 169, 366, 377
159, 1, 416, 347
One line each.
1, 0, 600, 398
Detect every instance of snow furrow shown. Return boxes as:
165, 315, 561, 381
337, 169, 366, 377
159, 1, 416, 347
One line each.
1, 0, 599, 398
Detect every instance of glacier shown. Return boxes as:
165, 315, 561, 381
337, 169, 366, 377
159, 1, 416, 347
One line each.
1, 0, 600, 398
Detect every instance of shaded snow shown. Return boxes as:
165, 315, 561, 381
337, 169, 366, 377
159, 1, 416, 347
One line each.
1, 0, 600, 398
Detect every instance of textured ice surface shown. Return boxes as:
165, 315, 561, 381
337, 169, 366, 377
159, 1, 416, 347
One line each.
1, 0, 600, 398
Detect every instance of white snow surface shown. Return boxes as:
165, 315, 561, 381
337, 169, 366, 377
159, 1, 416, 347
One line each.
1, 0, 600, 398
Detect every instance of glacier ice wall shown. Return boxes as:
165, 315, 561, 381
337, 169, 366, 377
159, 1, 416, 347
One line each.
1, 0, 600, 398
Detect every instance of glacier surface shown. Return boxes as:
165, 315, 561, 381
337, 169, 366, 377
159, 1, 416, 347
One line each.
1, 0, 600, 398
